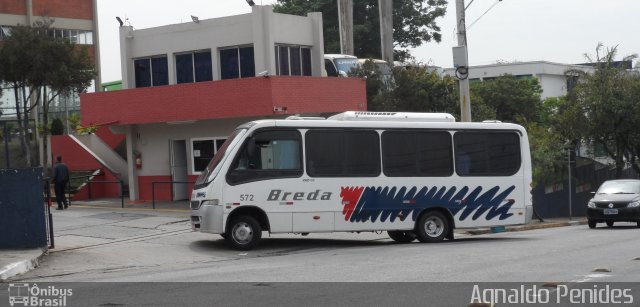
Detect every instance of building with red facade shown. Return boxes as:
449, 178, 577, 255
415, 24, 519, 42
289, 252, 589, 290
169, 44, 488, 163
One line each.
52, 5, 366, 202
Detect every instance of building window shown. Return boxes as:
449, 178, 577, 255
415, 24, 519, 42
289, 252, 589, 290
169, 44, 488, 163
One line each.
275, 45, 312, 76
176, 50, 213, 84
134, 56, 168, 88
219, 46, 255, 80
192, 138, 227, 173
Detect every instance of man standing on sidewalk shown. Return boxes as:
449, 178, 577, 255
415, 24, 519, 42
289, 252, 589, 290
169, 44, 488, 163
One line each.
52, 156, 70, 210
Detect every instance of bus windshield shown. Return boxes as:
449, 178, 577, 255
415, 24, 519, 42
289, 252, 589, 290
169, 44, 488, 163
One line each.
194, 128, 246, 189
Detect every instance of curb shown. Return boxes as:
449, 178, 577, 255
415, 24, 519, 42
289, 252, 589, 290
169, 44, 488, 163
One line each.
0, 248, 47, 282
464, 220, 588, 235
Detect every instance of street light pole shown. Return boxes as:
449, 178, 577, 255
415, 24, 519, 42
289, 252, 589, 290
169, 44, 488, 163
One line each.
455, 0, 472, 122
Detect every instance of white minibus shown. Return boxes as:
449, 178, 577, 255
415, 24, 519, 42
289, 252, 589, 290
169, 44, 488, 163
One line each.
191, 111, 533, 250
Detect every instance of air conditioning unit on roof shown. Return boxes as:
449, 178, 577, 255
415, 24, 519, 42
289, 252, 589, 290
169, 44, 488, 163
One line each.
328, 111, 455, 122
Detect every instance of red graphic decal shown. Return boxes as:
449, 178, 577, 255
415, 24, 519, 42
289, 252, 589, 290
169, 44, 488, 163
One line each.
341, 186, 364, 221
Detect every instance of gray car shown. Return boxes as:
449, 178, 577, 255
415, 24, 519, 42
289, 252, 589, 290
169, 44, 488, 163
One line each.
587, 179, 640, 228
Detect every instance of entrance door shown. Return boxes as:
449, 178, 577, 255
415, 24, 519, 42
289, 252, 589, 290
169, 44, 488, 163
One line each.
170, 140, 189, 200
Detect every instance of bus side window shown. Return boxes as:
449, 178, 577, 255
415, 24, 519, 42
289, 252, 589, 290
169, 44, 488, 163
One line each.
227, 130, 303, 185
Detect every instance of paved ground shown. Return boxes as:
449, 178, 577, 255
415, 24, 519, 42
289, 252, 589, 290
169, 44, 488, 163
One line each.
2, 199, 591, 282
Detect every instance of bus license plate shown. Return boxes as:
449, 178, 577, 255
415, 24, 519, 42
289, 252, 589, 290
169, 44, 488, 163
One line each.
604, 209, 618, 215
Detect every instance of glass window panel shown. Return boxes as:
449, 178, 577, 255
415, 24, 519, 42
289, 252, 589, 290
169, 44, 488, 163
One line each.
324, 59, 337, 77
86, 31, 93, 44
134, 58, 151, 88
176, 53, 194, 84
278, 46, 289, 76
194, 51, 213, 82
290, 46, 301, 76
306, 130, 380, 177
454, 132, 521, 176
382, 131, 452, 177
193, 140, 216, 173
227, 130, 302, 185
220, 48, 239, 79
215, 139, 226, 151
301, 48, 312, 76
239, 47, 255, 78
69, 30, 78, 43
151, 56, 168, 86
77, 31, 86, 44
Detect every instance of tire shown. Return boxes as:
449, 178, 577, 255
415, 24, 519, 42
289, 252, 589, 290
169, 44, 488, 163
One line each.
588, 220, 597, 229
388, 230, 416, 243
415, 211, 449, 243
606, 221, 614, 228
225, 215, 262, 250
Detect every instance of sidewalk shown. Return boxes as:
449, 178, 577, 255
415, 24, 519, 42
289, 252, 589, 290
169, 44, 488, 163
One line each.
0, 198, 587, 281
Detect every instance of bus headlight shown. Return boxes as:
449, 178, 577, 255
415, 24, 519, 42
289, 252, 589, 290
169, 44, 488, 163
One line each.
201, 199, 220, 207
587, 202, 596, 209
628, 201, 640, 208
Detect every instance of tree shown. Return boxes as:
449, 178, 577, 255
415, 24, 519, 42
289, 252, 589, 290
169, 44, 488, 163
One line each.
470, 75, 543, 125
50, 118, 64, 135
273, 0, 447, 60
368, 65, 458, 114
0, 20, 95, 168
561, 44, 640, 178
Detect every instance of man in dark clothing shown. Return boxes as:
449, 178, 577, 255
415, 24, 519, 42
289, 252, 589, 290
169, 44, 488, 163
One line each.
52, 156, 70, 210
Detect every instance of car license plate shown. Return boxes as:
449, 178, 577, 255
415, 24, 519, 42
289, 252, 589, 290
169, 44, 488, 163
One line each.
604, 209, 618, 215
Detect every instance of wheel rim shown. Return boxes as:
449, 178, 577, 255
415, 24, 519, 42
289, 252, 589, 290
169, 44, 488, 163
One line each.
424, 216, 445, 237
232, 222, 253, 244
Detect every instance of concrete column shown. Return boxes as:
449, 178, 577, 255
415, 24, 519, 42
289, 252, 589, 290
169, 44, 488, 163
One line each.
378, 0, 393, 64
92, 0, 102, 91
337, 0, 353, 55
251, 5, 275, 76
119, 26, 134, 89
26, 0, 33, 24
125, 125, 139, 200
308, 12, 325, 77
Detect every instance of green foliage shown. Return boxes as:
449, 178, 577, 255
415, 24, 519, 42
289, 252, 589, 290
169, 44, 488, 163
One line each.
50, 118, 64, 135
559, 44, 640, 177
470, 75, 543, 125
273, 0, 447, 60
368, 65, 458, 114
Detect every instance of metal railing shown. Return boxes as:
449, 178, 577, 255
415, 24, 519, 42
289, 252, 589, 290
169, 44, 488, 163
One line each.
67, 174, 125, 208
151, 181, 193, 209
42, 178, 54, 249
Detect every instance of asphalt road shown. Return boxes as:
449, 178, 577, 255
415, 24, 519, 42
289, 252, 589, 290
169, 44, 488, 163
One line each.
4, 207, 640, 306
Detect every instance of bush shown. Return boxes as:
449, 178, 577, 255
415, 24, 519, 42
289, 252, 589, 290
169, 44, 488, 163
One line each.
51, 118, 64, 135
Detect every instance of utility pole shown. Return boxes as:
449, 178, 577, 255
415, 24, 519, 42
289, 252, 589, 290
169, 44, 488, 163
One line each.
378, 0, 393, 65
337, 0, 354, 55
454, 0, 472, 122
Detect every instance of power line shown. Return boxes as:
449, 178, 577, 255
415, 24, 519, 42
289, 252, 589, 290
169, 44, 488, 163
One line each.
467, 0, 501, 31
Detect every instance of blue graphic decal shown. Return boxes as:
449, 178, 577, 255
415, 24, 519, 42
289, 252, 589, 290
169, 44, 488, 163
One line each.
340, 185, 516, 223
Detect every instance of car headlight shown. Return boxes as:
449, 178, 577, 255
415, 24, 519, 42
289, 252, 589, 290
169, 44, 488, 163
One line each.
587, 202, 596, 208
628, 201, 640, 208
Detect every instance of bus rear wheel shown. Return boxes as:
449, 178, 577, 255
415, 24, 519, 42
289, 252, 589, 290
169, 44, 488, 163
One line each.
388, 231, 416, 243
225, 215, 262, 250
415, 211, 449, 243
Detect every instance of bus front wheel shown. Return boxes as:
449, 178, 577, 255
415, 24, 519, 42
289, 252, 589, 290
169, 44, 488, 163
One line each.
388, 230, 416, 243
225, 215, 262, 250
415, 211, 449, 243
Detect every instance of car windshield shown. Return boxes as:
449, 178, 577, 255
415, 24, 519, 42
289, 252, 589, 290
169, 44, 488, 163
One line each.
597, 181, 640, 194
335, 58, 360, 74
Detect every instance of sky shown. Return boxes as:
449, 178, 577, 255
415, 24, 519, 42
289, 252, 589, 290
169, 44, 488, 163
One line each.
96, 0, 640, 83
